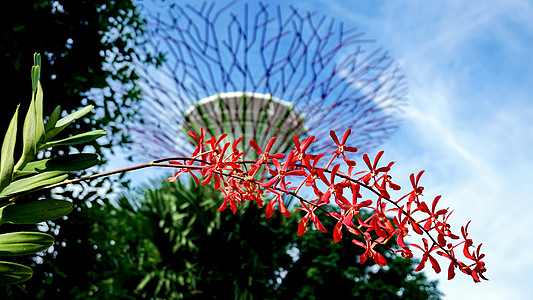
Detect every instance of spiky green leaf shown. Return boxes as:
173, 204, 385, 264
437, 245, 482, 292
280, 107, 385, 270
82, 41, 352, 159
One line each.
0, 171, 68, 200
0, 106, 19, 191
34, 81, 45, 145
44, 105, 61, 133
0, 232, 54, 256
0, 199, 73, 224
0, 261, 32, 285
45, 105, 94, 141
13, 153, 99, 178
40, 130, 107, 150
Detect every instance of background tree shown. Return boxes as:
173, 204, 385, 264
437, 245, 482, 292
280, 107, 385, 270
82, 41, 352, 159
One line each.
0, 1, 161, 298
84, 178, 442, 299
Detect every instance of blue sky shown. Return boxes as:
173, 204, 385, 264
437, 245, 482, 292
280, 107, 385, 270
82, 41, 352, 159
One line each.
305, 1, 533, 298
113, 1, 533, 298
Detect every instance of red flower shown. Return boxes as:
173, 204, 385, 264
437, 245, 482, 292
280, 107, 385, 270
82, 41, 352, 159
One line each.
412, 238, 441, 273
392, 209, 409, 249
249, 136, 285, 175
434, 211, 460, 246
296, 200, 327, 235
167, 165, 200, 185
265, 191, 291, 218
187, 128, 206, 162
419, 195, 448, 231
352, 233, 387, 266
302, 154, 325, 187
361, 151, 393, 184
469, 244, 488, 282
329, 129, 357, 168
230, 137, 245, 163
201, 142, 231, 190
260, 151, 306, 189
292, 135, 316, 163
317, 163, 349, 206
437, 245, 461, 280
461, 221, 475, 260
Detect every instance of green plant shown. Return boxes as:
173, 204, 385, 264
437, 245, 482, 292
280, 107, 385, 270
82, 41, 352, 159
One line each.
0, 54, 105, 285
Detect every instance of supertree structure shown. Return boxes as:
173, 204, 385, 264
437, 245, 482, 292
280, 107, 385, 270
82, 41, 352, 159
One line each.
131, 1, 407, 160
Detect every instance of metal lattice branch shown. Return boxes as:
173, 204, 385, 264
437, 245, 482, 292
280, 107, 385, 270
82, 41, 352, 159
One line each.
130, 1, 407, 160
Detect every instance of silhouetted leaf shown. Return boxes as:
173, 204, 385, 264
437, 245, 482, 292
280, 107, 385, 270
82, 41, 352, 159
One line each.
0, 106, 19, 191
0, 199, 72, 224
44, 105, 94, 141
0, 171, 68, 200
0, 232, 54, 256
40, 129, 106, 150
13, 153, 99, 178
0, 261, 32, 285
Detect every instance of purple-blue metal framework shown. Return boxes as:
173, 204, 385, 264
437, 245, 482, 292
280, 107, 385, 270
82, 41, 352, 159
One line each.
132, 1, 407, 160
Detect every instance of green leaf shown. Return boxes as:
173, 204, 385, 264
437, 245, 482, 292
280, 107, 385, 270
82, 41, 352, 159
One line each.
44, 105, 61, 133
14, 91, 38, 171
14, 56, 46, 173
0, 106, 19, 191
31, 65, 40, 96
16, 99, 37, 170
0, 232, 54, 256
40, 130, 107, 150
13, 153, 99, 179
34, 81, 45, 145
0, 261, 32, 285
0, 171, 68, 200
0, 199, 73, 224
45, 105, 94, 141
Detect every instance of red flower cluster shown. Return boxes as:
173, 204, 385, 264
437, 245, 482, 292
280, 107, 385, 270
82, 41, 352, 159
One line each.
167, 128, 487, 282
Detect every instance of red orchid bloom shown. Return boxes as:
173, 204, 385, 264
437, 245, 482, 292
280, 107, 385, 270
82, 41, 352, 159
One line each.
218, 182, 241, 214
419, 195, 448, 231
393, 209, 410, 249
230, 137, 245, 162
292, 135, 316, 163
187, 128, 206, 162
461, 221, 476, 260
167, 165, 200, 185
412, 238, 441, 274
469, 243, 488, 282
317, 163, 350, 206
302, 154, 325, 187
340, 183, 373, 214
352, 233, 387, 266
330, 129, 357, 168
434, 210, 460, 246
361, 151, 394, 184
249, 136, 286, 174
201, 142, 231, 190
265, 191, 291, 218
437, 246, 460, 280
331, 191, 372, 243
260, 151, 306, 189
331, 211, 351, 243
407, 171, 425, 202
296, 199, 327, 235
397, 170, 425, 218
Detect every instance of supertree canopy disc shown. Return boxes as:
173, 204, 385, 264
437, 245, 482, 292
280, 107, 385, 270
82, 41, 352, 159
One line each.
183, 92, 307, 158
131, 1, 407, 160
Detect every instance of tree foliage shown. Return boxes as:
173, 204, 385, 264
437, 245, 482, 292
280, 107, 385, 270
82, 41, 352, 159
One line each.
0, 54, 105, 289
81, 178, 441, 299
0, 1, 161, 297
1, 0, 162, 155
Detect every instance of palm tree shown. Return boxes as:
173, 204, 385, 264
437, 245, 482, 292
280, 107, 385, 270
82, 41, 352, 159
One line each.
88, 177, 441, 299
